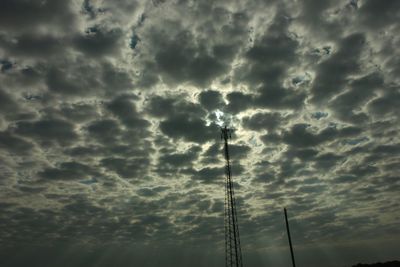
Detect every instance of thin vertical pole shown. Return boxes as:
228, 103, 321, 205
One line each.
284, 207, 296, 267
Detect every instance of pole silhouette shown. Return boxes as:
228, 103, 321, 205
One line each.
284, 207, 296, 267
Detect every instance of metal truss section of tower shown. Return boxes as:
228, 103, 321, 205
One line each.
221, 126, 243, 267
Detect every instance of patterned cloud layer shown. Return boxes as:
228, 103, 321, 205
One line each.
0, 0, 399, 266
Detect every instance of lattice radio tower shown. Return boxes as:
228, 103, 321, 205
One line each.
221, 126, 243, 267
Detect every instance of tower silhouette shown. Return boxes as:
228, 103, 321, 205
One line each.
221, 126, 243, 267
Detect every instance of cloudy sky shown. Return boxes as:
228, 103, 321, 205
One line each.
0, 0, 399, 266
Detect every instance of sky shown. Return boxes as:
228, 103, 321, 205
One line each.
0, 0, 399, 266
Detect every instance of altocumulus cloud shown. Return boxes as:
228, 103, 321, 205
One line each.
0, 1, 399, 267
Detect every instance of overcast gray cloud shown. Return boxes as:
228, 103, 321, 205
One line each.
0, 0, 399, 267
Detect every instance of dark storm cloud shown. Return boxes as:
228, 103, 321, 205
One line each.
0, 59, 13, 72
160, 115, 217, 144
224, 91, 254, 114
296, 183, 327, 195
0, 34, 64, 58
101, 157, 149, 179
241, 12, 298, 84
372, 144, 400, 155
146, 95, 206, 118
275, 159, 306, 181
65, 145, 100, 158
137, 6, 250, 88
201, 143, 222, 164
44, 61, 133, 96
145, 95, 176, 117
255, 84, 306, 110
137, 186, 170, 197
313, 152, 344, 170
101, 63, 134, 92
311, 33, 366, 104
348, 164, 378, 177
106, 95, 149, 129
0, 131, 35, 154
246, 33, 297, 70
230, 13, 306, 111
183, 166, 224, 184
154, 145, 202, 177
358, 0, 400, 29
86, 119, 121, 144
57, 103, 99, 123
198, 90, 224, 111
39, 161, 96, 180
153, 30, 228, 86
13, 118, 78, 145
150, 95, 217, 144
46, 65, 101, 95
228, 144, 251, 160
242, 112, 287, 131
367, 86, 400, 117
73, 27, 124, 57
284, 148, 319, 161
158, 146, 201, 168
0, 0, 76, 32
0, 193, 177, 250
200, 142, 247, 169
329, 72, 384, 123
333, 174, 359, 184
0, 88, 19, 114
262, 123, 362, 148
349, 143, 400, 168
